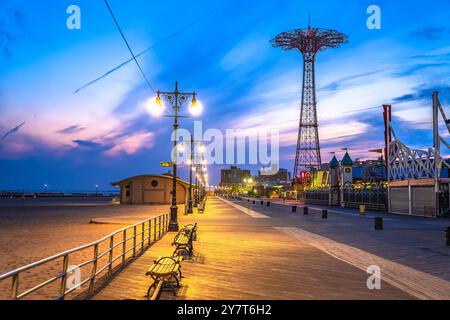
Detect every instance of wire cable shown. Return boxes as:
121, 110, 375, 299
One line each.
73, 5, 215, 94
104, 0, 155, 93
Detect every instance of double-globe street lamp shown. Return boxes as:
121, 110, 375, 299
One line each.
149, 81, 202, 232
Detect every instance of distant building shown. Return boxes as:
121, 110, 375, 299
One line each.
111, 174, 190, 205
220, 166, 251, 188
257, 168, 290, 183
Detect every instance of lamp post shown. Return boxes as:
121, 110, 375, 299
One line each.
193, 143, 205, 207
150, 81, 201, 232
194, 164, 198, 208
187, 134, 194, 214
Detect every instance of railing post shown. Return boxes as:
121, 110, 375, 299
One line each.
148, 220, 152, 246
153, 217, 157, 241
122, 229, 126, 265
133, 226, 137, 258
108, 235, 114, 275
164, 215, 167, 233
158, 216, 162, 238
59, 254, 69, 299
141, 222, 145, 251
89, 244, 99, 293
12, 274, 19, 300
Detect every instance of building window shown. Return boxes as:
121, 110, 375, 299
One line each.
125, 185, 130, 197
151, 180, 159, 188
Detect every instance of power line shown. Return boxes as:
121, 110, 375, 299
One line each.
103, 0, 155, 93
73, 6, 216, 94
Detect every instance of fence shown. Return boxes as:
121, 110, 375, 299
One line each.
304, 185, 387, 211
0, 213, 170, 300
304, 188, 330, 205
343, 185, 387, 211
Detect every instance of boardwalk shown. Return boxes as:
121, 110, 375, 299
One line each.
84, 196, 431, 300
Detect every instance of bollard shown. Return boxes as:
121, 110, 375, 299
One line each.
260, 200, 264, 205
252, 200, 256, 204
374, 217, 383, 230
446, 227, 450, 246
292, 206, 297, 213
322, 209, 328, 219
267, 201, 271, 207
303, 207, 309, 215
247, 199, 250, 203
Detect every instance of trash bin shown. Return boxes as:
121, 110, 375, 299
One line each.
374, 217, 383, 230
446, 227, 450, 246
359, 205, 366, 216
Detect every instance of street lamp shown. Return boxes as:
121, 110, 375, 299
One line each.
186, 134, 194, 214
150, 81, 201, 232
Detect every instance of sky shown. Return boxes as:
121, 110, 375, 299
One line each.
0, 0, 449, 191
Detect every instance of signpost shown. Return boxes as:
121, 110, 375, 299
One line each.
160, 162, 174, 168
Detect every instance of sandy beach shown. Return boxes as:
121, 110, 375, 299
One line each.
0, 197, 175, 299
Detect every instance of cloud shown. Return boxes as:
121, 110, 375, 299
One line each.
103, 132, 154, 156
56, 124, 86, 134
220, 36, 269, 72
72, 125, 155, 156
72, 139, 107, 150
409, 26, 450, 40
393, 85, 450, 104
0, 1, 25, 57
1, 121, 25, 140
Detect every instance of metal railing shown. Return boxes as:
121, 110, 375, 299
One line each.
0, 213, 170, 300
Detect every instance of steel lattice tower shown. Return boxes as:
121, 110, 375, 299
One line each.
272, 22, 348, 182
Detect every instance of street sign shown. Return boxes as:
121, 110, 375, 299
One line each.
160, 162, 174, 167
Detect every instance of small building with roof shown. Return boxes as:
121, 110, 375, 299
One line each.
111, 174, 190, 205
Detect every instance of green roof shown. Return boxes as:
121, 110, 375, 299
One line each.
341, 152, 353, 166
329, 156, 339, 168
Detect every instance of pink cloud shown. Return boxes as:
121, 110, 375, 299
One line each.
103, 132, 154, 156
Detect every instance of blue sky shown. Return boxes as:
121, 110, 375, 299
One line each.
0, 0, 449, 191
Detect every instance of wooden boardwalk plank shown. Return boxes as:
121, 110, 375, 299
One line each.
88, 197, 412, 300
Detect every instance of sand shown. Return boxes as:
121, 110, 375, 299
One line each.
0, 197, 178, 299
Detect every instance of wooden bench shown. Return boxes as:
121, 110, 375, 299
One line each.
182, 223, 197, 241
145, 256, 183, 299
172, 225, 196, 257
